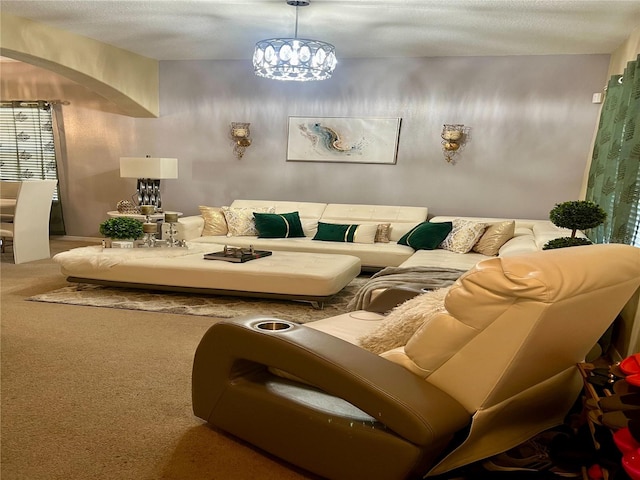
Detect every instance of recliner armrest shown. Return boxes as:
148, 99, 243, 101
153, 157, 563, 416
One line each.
192, 315, 470, 447
365, 283, 429, 313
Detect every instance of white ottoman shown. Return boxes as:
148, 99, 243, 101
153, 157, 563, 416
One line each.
55, 246, 362, 308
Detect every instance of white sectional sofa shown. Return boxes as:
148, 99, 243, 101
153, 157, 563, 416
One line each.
169, 199, 578, 270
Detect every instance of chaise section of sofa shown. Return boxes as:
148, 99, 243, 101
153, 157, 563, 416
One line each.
403, 215, 581, 271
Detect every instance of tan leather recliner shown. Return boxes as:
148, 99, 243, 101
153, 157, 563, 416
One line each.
192, 244, 640, 479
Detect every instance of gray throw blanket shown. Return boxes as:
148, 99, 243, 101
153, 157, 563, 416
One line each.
347, 266, 466, 311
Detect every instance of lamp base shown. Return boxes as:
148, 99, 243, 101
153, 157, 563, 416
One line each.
134, 178, 163, 209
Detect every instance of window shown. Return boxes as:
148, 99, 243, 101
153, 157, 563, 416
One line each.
0, 100, 65, 234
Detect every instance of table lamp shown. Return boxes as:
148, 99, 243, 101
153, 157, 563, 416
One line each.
120, 156, 178, 210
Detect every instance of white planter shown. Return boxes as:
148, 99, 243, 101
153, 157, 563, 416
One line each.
111, 240, 135, 249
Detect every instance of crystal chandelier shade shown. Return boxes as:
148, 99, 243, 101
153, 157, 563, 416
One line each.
253, 1, 337, 81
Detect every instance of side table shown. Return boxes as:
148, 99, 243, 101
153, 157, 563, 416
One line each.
106, 211, 183, 222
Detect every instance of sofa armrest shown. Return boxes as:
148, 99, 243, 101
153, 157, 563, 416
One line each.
161, 215, 204, 240
192, 315, 470, 446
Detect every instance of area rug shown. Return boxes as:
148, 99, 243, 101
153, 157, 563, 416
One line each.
28, 277, 369, 324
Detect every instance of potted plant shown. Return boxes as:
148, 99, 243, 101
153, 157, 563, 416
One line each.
542, 200, 607, 250
99, 217, 144, 247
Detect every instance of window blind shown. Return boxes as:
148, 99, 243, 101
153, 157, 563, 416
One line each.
0, 101, 59, 200
0, 100, 65, 234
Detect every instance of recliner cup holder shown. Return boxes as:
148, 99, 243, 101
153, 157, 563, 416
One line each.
255, 321, 293, 331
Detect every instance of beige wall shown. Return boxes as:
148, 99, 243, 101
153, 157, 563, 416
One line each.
1, 54, 608, 238
608, 25, 640, 77
0, 13, 159, 118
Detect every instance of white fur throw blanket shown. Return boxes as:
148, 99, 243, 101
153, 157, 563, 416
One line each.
53, 244, 213, 273
358, 287, 450, 354
347, 266, 465, 311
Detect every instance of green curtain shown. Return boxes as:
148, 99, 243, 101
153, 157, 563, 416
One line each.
585, 54, 640, 245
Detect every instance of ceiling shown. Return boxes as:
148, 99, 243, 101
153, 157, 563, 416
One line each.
2, 0, 640, 61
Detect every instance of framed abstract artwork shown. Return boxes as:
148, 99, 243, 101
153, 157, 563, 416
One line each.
286, 116, 401, 164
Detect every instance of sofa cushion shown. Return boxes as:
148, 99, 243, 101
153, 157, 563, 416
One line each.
198, 205, 228, 236
313, 222, 378, 244
398, 222, 452, 250
375, 223, 391, 243
254, 212, 305, 238
222, 206, 275, 236
472, 221, 515, 256
187, 235, 416, 268
399, 248, 488, 271
301, 219, 319, 238
532, 222, 584, 250
435, 218, 487, 254
230, 199, 327, 220
498, 227, 538, 257
358, 287, 449, 354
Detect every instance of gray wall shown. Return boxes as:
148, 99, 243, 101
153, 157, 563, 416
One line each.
1, 54, 609, 237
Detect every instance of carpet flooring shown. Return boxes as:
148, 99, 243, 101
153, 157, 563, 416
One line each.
28, 277, 368, 324
1, 239, 321, 480
2, 240, 602, 480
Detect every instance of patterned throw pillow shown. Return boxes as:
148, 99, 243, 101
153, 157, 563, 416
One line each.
375, 223, 391, 243
198, 205, 228, 236
221, 206, 275, 236
472, 221, 516, 256
438, 219, 488, 253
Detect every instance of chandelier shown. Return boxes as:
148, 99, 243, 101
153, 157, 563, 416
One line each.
253, 0, 337, 82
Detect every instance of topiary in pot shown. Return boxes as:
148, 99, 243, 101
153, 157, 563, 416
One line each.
99, 217, 144, 240
543, 200, 607, 250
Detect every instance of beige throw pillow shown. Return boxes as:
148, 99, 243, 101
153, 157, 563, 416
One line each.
438, 219, 487, 253
375, 223, 391, 243
358, 287, 449, 354
353, 224, 378, 244
222, 206, 275, 236
198, 206, 228, 236
472, 221, 516, 256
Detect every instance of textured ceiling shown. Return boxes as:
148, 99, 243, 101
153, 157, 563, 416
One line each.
2, 0, 640, 61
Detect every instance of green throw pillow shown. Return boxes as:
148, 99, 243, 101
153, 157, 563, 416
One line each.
313, 222, 358, 242
253, 212, 305, 238
398, 221, 453, 250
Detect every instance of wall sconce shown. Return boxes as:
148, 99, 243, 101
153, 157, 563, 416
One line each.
441, 124, 468, 164
231, 122, 251, 159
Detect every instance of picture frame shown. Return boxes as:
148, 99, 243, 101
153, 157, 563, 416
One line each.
286, 116, 401, 164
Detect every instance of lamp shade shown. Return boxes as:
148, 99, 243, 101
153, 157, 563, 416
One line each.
120, 157, 178, 179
